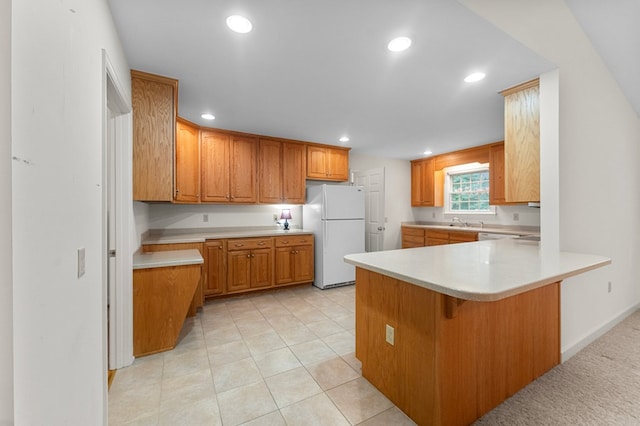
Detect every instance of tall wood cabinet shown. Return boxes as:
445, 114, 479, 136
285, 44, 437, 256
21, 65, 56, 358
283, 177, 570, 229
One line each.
501, 78, 540, 203
175, 118, 200, 203
132, 70, 178, 201
306, 145, 350, 181
259, 139, 306, 204
489, 142, 507, 205
201, 130, 258, 203
205, 240, 226, 296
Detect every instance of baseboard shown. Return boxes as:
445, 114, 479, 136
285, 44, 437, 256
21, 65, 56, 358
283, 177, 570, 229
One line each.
561, 303, 640, 362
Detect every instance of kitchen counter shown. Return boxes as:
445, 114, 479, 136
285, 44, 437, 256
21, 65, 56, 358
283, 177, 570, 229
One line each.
133, 249, 204, 269
402, 221, 539, 237
348, 239, 610, 425
344, 239, 609, 301
142, 227, 314, 245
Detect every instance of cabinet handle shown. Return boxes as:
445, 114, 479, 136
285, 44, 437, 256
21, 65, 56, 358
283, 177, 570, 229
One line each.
282, 240, 289, 244
235, 243, 244, 247
251, 254, 255, 258
246, 254, 251, 258
218, 246, 222, 250
300, 239, 306, 243
295, 250, 299, 254
290, 250, 295, 254
257, 241, 266, 246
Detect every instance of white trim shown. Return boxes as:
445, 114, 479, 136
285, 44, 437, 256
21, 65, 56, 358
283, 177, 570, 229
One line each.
443, 162, 495, 215
102, 51, 134, 390
561, 303, 640, 362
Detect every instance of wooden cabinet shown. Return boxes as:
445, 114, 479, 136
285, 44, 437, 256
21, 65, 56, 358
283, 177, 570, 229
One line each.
501, 79, 540, 203
205, 240, 226, 296
274, 235, 314, 285
226, 238, 274, 293
489, 142, 507, 205
401, 227, 425, 248
306, 145, 350, 181
201, 130, 258, 203
411, 158, 435, 206
259, 139, 306, 204
132, 70, 178, 201
142, 242, 205, 315
175, 118, 200, 203
402, 227, 478, 247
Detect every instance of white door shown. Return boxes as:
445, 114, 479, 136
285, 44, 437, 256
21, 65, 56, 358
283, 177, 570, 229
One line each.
354, 168, 385, 252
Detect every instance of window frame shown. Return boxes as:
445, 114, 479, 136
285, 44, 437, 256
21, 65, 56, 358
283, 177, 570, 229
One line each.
443, 162, 496, 215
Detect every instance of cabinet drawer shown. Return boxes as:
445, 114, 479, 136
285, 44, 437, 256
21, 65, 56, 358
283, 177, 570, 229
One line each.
227, 238, 274, 251
402, 235, 425, 245
425, 230, 449, 240
275, 235, 314, 247
402, 227, 425, 237
449, 231, 478, 243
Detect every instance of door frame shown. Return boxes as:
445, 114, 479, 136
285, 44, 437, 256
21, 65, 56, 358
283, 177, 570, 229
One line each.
102, 50, 133, 384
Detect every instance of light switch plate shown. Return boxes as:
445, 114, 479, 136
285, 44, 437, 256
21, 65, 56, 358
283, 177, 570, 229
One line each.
385, 324, 395, 345
77, 248, 86, 278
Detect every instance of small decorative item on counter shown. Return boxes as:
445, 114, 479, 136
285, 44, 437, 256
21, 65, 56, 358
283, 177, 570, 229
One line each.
280, 209, 292, 230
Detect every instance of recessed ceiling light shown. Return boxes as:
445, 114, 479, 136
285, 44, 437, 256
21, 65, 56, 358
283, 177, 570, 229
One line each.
226, 15, 252, 33
201, 113, 215, 120
423, 150, 433, 155
464, 72, 486, 83
339, 136, 350, 143
387, 36, 412, 52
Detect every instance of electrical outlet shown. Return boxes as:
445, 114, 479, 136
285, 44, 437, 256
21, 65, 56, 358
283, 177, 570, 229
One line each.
385, 324, 395, 345
513, 212, 520, 221
608, 281, 612, 293
432, 212, 436, 219
203, 214, 209, 223
273, 213, 279, 222
77, 248, 86, 278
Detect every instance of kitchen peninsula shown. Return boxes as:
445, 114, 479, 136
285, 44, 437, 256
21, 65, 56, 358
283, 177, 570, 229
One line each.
344, 239, 610, 425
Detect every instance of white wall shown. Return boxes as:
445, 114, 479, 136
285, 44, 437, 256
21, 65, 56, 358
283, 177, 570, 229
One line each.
412, 205, 540, 228
0, 0, 12, 423
461, 0, 640, 358
12, 1, 129, 423
148, 203, 304, 231
132, 201, 150, 249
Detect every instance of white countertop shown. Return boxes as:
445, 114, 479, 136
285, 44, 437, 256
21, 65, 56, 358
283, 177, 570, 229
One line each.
143, 227, 314, 245
344, 239, 610, 301
133, 249, 204, 270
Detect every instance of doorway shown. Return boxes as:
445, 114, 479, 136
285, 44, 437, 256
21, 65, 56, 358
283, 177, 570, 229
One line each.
354, 168, 385, 252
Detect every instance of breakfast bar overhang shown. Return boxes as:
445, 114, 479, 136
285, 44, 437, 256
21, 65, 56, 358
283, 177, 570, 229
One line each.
344, 239, 610, 425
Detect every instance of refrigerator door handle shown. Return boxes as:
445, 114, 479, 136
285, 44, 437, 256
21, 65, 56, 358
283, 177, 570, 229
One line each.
323, 223, 328, 248
322, 189, 328, 219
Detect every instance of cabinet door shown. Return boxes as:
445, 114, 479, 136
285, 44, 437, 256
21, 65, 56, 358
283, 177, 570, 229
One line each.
327, 149, 349, 181
293, 244, 314, 282
282, 142, 306, 203
306, 145, 328, 179
250, 248, 273, 289
227, 250, 252, 293
175, 120, 200, 203
205, 240, 226, 296
258, 139, 283, 204
201, 131, 230, 202
489, 142, 507, 205
132, 71, 177, 201
230, 135, 258, 203
503, 80, 540, 203
411, 159, 435, 206
275, 247, 294, 285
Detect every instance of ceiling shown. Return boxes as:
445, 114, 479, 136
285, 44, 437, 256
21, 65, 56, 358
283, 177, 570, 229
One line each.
109, 0, 615, 160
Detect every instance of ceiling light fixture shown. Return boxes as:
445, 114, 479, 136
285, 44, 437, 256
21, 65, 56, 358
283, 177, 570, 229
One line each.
339, 136, 350, 143
201, 113, 215, 120
226, 15, 252, 33
423, 150, 433, 155
387, 36, 412, 52
464, 72, 486, 83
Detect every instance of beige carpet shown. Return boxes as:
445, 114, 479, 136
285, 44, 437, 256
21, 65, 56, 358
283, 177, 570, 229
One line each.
475, 309, 640, 425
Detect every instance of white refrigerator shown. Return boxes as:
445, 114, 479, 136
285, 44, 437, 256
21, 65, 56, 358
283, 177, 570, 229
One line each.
303, 184, 365, 289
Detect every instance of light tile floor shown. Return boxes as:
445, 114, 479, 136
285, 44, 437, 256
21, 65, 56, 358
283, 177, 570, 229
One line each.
109, 284, 416, 426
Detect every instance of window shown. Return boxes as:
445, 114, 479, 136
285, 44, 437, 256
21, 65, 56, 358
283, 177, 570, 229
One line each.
444, 163, 494, 214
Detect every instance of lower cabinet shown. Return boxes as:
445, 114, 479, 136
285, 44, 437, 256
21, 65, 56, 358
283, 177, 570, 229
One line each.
205, 240, 225, 296
203, 234, 317, 299
274, 235, 314, 285
401, 227, 478, 248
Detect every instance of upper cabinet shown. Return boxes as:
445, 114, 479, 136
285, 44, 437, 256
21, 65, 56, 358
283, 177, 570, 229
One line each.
131, 70, 178, 201
259, 139, 306, 204
201, 130, 258, 203
411, 158, 435, 206
175, 118, 200, 203
501, 78, 540, 203
489, 142, 506, 205
306, 145, 350, 181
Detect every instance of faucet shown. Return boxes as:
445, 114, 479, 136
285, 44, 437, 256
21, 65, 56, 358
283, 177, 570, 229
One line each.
452, 217, 468, 227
